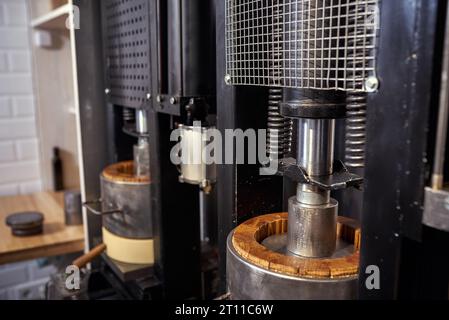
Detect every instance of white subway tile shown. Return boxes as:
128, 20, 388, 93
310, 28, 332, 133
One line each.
0, 51, 7, 71
0, 74, 33, 94
0, 161, 40, 184
13, 96, 34, 116
4, 2, 28, 26
8, 51, 30, 72
0, 97, 11, 118
19, 180, 42, 194
0, 141, 15, 161
0, 118, 37, 140
0, 183, 18, 196
0, 28, 29, 48
16, 138, 38, 160
0, 4, 4, 26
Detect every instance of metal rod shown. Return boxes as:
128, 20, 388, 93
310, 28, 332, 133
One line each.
287, 117, 337, 257
296, 118, 334, 205
134, 109, 150, 176
432, 3, 449, 190
136, 109, 148, 134
296, 118, 335, 177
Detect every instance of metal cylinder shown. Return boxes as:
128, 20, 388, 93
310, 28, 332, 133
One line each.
287, 196, 338, 258
135, 109, 148, 134
296, 118, 335, 177
227, 232, 357, 300
288, 118, 337, 257
178, 125, 217, 188
101, 162, 152, 239
134, 139, 150, 177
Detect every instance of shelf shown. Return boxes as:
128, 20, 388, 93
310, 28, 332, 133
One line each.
31, 4, 72, 30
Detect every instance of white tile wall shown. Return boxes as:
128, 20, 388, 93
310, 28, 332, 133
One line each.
16, 138, 38, 160
0, 97, 11, 117
0, 183, 19, 196
0, 4, 4, 26
8, 51, 31, 72
0, 52, 7, 72
13, 96, 34, 116
0, 0, 42, 195
0, 141, 15, 162
3, 2, 27, 26
19, 180, 42, 194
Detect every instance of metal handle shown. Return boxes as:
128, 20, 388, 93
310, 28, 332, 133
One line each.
432, 2, 449, 190
83, 199, 122, 216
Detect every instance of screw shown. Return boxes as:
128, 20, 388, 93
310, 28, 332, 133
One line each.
365, 76, 379, 92
105, 88, 110, 95
170, 97, 177, 104
156, 95, 163, 103
146, 93, 152, 100
224, 74, 232, 85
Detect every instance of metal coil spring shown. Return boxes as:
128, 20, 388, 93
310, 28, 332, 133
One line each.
345, 94, 367, 168
266, 4, 292, 159
122, 107, 135, 125
267, 88, 292, 158
345, 3, 373, 168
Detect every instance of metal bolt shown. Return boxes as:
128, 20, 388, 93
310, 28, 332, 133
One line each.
156, 95, 163, 103
146, 93, 152, 100
365, 76, 379, 92
224, 74, 232, 85
105, 88, 110, 95
170, 97, 177, 104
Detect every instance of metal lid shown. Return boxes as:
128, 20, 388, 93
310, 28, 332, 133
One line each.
5, 211, 44, 236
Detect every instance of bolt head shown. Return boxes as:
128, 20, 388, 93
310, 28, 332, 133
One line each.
105, 88, 110, 95
170, 97, 177, 104
224, 74, 232, 85
156, 95, 163, 103
365, 76, 379, 92
146, 93, 152, 100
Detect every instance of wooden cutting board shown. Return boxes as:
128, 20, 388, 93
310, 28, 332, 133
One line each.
0, 192, 85, 264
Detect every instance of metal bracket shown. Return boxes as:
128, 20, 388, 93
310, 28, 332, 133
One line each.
83, 199, 123, 216
423, 187, 449, 232
122, 126, 150, 139
277, 158, 363, 191
152, 95, 213, 117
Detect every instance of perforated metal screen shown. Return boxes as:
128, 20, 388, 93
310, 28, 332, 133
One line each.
225, 0, 379, 92
104, 0, 151, 108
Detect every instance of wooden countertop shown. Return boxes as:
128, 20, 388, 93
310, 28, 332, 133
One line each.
0, 192, 85, 265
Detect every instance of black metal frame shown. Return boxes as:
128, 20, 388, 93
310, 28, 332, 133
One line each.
359, 0, 449, 299
147, 0, 217, 299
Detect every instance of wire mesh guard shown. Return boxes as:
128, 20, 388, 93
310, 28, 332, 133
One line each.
225, 0, 379, 92
104, 0, 151, 108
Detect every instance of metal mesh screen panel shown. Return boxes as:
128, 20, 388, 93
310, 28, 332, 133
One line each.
104, 0, 151, 108
225, 0, 379, 92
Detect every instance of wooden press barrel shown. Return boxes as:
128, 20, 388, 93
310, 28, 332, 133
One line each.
100, 161, 154, 264
227, 213, 360, 300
